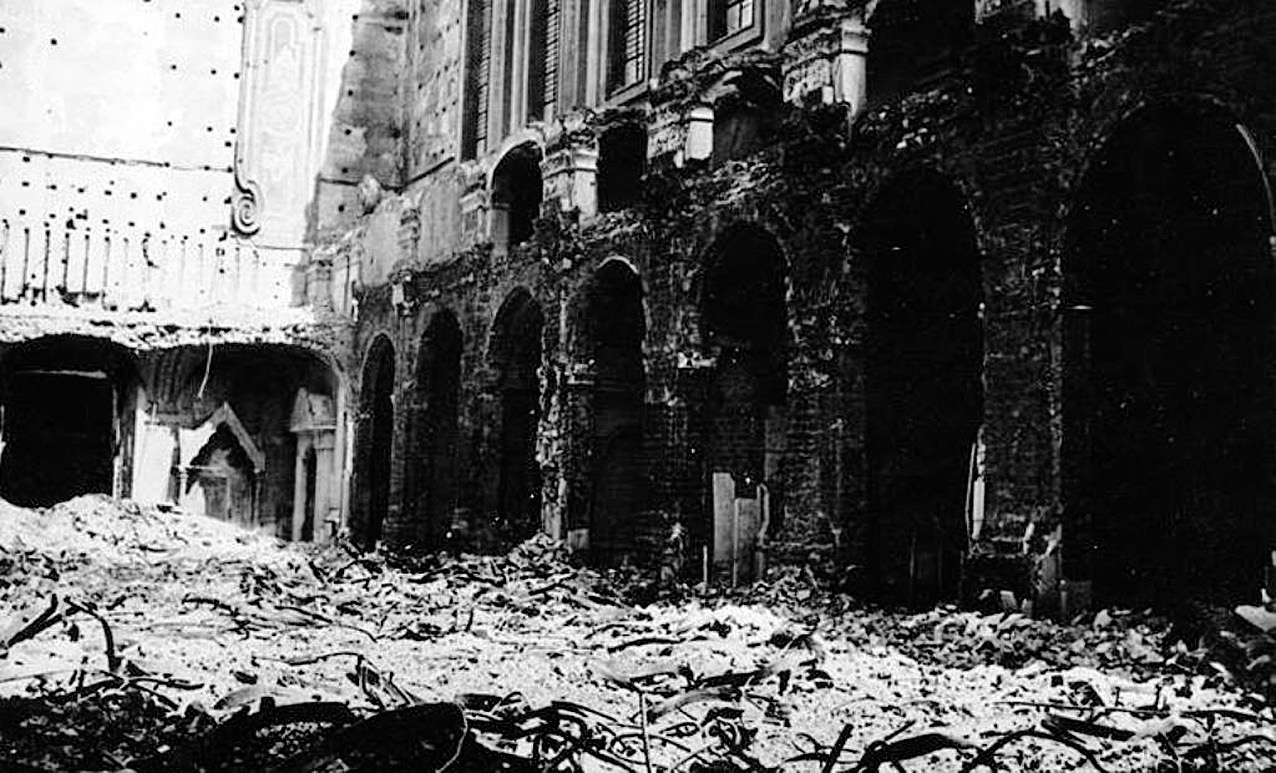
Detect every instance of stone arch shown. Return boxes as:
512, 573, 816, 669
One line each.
488, 288, 545, 541
0, 336, 138, 507
862, 169, 984, 605
407, 308, 463, 546
491, 142, 544, 252
576, 257, 647, 563
353, 335, 395, 547
1062, 101, 1276, 603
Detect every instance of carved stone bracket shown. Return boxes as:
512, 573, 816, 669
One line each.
782, 6, 871, 111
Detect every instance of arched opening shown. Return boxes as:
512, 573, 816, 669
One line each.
0, 336, 136, 507
598, 124, 648, 212
490, 289, 544, 541
585, 258, 647, 564
355, 336, 395, 547
864, 171, 983, 605
409, 309, 463, 546
702, 224, 788, 580
491, 143, 544, 253
1064, 104, 1276, 603
186, 422, 257, 525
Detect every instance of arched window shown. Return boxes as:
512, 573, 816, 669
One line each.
491, 143, 543, 251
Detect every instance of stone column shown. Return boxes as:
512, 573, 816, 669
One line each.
542, 113, 599, 218
314, 430, 336, 543
291, 434, 312, 542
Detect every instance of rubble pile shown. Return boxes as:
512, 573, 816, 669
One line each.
1, 496, 1274, 770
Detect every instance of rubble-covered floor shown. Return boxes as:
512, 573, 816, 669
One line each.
1, 498, 1274, 771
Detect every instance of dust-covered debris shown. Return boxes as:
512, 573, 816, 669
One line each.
1, 496, 1274, 771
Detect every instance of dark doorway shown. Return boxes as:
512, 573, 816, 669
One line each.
586, 259, 647, 564
490, 289, 544, 540
356, 337, 395, 547
409, 310, 463, 546
864, 171, 984, 605
1065, 104, 1276, 603
598, 124, 647, 212
1, 371, 115, 506
0, 337, 132, 508
491, 143, 543, 251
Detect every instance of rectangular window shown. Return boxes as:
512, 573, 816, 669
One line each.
461, 0, 491, 160
526, 0, 550, 123
607, 0, 647, 93
708, 0, 753, 43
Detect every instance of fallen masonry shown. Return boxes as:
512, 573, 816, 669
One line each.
1, 497, 1275, 771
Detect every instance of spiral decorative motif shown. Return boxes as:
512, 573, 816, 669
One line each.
231, 177, 262, 236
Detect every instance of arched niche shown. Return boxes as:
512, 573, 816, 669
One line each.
863, 170, 984, 605
407, 309, 463, 546
1063, 102, 1276, 603
353, 335, 395, 547
489, 288, 545, 541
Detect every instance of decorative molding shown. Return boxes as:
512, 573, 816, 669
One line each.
231, 149, 262, 236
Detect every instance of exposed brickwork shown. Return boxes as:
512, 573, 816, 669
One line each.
325, 0, 1276, 607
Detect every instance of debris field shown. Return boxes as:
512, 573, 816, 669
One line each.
1, 496, 1274, 771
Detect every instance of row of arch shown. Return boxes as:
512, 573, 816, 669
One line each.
354, 100, 1276, 604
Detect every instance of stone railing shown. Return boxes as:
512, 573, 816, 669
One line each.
0, 219, 300, 312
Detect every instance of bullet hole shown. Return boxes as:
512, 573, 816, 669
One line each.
155, 194, 163, 201
171, 64, 178, 70
229, 128, 236, 134
20, 181, 29, 187
213, 16, 220, 23
48, 184, 57, 190
341, 167, 350, 174
237, 16, 244, 23
233, 72, 240, 79
206, 126, 214, 132
344, 128, 352, 136
129, 192, 138, 199
77, 188, 85, 194
21, 156, 30, 163
159, 222, 167, 229
18, 209, 25, 216
346, 89, 355, 97
50, 39, 57, 45
222, 197, 232, 205
202, 196, 209, 202
105, 190, 113, 196
337, 204, 346, 213
349, 50, 357, 57
224, 141, 233, 148
128, 221, 135, 227
211, 68, 217, 75
199, 228, 207, 234
175, 12, 181, 19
